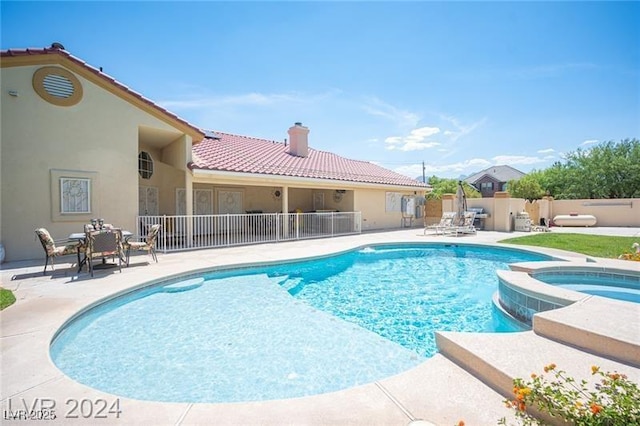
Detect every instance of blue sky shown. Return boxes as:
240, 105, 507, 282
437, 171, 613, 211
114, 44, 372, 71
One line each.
2, 1, 638, 180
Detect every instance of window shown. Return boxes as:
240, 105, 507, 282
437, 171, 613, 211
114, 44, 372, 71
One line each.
481, 182, 494, 191
138, 151, 153, 179
60, 178, 90, 213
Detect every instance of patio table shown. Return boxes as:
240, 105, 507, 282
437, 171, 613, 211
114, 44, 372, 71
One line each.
69, 230, 132, 272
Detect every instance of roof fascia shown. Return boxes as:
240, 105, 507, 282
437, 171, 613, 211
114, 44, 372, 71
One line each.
1, 53, 205, 142
192, 169, 427, 192
473, 174, 503, 184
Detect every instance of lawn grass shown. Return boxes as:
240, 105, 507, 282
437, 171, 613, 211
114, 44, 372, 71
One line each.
498, 233, 639, 259
0, 288, 16, 310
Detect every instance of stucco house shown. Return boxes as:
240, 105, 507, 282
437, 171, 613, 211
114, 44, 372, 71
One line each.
464, 165, 525, 197
1, 45, 427, 262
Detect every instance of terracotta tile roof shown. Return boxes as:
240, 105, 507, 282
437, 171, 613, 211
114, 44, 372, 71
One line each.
1, 46, 204, 140
191, 132, 427, 187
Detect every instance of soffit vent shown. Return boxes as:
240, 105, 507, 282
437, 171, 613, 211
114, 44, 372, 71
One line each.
33, 66, 83, 106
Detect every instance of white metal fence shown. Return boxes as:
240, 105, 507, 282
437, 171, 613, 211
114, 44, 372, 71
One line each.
137, 212, 362, 252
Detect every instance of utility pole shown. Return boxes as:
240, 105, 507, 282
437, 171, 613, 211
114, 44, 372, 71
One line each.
422, 161, 426, 183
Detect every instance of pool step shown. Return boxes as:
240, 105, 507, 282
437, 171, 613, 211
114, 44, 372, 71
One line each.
435, 330, 640, 425
533, 296, 640, 367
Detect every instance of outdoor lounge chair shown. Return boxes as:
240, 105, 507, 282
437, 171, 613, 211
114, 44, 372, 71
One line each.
123, 224, 160, 266
445, 211, 477, 237
35, 228, 83, 275
424, 212, 457, 235
85, 228, 124, 277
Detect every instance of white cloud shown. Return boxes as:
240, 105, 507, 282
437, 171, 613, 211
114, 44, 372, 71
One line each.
491, 155, 549, 165
385, 126, 441, 151
581, 139, 599, 146
439, 114, 487, 142
423, 158, 492, 175
537, 148, 555, 154
414, 153, 555, 179
361, 96, 420, 130
385, 136, 403, 145
393, 164, 425, 179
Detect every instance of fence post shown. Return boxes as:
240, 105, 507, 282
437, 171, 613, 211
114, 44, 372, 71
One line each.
162, 215, 167, 253
331, 212, 335, 236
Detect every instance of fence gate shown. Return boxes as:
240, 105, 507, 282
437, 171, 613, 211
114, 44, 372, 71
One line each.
524, 200, 540, 226
423, 199, 443, 226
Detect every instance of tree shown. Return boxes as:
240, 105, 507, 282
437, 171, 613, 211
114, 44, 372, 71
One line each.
426, 176, 480, 199
538, 139, 640, 199
507, 173, 545, 201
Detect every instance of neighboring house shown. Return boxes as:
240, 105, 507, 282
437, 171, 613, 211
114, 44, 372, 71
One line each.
1, 45, 427, 262
464, 165, 525, 197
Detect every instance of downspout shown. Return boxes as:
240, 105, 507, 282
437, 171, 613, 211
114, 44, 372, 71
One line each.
282, 185, 289, 239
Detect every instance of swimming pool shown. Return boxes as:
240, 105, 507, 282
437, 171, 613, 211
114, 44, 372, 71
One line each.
534, 271, 640, 303
50, 243, 550, 403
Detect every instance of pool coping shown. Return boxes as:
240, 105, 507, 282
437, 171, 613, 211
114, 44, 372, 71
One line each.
2, 228, 640, 425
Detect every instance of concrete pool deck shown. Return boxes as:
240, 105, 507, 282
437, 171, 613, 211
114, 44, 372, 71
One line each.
1, 227, 639, 425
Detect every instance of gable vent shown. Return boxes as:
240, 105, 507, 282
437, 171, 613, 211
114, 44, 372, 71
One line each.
42, 74, 75, 98
33, 66, 83, 107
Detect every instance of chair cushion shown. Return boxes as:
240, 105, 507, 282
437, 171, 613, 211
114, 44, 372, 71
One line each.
35, 228, 56, 255
128, 241, 149, 250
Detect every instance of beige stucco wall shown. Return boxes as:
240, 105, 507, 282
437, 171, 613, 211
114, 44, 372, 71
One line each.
174, 184, 359, 215
450, 195, 639, 231
1, 64, 190, 261
138, 143, 186, 215
185, 180, 416, 231
550, 198, 640, 227
354, 188, 416, 230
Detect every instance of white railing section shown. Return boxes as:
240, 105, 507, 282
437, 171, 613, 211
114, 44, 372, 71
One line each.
137, 212, 362, 252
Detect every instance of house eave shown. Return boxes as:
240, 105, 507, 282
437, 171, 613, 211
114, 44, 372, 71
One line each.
191, 168, 428, 192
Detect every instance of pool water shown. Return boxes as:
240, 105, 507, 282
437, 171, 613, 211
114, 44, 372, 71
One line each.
279, 245, 543, 357
50, 244, 549, 403
535, 272, 640, 303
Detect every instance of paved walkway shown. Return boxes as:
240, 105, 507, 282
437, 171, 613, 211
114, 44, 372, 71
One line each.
1, 227, 639, 425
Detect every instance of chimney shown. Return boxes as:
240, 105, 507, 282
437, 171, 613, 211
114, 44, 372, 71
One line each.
287, 122, 309, 157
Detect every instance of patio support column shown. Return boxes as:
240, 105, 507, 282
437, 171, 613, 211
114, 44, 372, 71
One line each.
281, 185, 289, 213
185, 171, 194, 216
282, 186, 289, 238
493, 191, 512, 232
184, 135, 194, 247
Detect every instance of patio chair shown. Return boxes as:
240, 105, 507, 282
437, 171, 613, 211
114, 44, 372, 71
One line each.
85, 228, 124, 277
424, 212, 457, 235
34, 228, 83, 275
445, 211, 477, 237
123, 224, 160, 266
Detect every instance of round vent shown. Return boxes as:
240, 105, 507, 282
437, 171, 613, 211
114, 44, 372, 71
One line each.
33, 66, 83, 106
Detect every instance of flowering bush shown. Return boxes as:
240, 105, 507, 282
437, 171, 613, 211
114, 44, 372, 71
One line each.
498, 364, 640, 425
618, 252, 640, 261
618, 242, 640, 261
